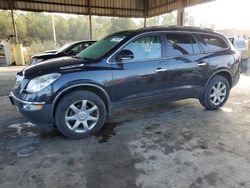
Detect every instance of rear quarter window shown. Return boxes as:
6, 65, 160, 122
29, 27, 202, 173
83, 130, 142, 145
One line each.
195, 34, 228, 52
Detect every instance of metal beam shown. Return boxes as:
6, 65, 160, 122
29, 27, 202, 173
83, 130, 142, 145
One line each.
88, 0, 92, 40
12, 0, 144, 12
0, 0, 214, 19
177, 0, 185, 26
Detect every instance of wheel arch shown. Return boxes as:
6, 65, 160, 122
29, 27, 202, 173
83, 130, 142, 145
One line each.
52, 84, 111, 119
206, 69, 233, 88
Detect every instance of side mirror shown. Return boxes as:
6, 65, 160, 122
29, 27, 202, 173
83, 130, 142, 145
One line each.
116, 50, 134, 62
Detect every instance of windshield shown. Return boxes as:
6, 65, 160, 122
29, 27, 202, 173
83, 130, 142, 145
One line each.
57, 42, 74, 53
235, 39, 246, 49
76, 34, 126, 60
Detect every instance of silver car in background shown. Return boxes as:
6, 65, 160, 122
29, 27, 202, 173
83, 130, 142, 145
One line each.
228, 37, 248, 61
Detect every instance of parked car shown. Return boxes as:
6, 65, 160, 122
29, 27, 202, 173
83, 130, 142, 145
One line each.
10, 26, 241, 139
30, 40, 96, 65
44, 49, 58, 54
228, 37, 248, 61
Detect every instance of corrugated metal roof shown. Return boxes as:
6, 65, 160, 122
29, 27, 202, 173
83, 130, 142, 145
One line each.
0, 0, 213, 18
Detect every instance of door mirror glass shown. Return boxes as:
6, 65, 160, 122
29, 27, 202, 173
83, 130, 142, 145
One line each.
116, 49, 134, 62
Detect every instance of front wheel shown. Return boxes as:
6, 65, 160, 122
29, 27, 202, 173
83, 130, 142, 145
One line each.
55, 90, 107, 139
199, 75, 230, 110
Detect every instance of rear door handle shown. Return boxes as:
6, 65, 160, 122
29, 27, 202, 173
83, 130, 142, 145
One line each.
197, 61, 207, 66
155, 68, 167, 72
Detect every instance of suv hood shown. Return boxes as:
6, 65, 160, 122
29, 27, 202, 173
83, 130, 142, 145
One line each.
22, 57, 86, 79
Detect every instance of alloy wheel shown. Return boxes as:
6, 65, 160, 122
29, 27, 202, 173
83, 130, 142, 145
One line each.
65, 100, 99, 133
209, 81, 227, 106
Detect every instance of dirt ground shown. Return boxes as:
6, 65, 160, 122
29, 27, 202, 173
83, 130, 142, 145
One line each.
0, 62, 250, 188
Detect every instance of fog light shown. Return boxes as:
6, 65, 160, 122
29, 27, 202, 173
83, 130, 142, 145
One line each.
23, 104, 43, 111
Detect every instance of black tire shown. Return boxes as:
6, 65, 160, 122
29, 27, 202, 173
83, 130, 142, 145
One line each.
55, 90, 107, 139
199, 75, 230, 110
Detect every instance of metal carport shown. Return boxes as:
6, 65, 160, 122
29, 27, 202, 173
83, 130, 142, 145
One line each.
0, 0, 213, 40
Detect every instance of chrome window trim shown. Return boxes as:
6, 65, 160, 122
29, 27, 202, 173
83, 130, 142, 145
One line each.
106, 30, 230, 64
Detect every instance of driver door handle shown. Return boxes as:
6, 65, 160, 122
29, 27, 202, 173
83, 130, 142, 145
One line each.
197, 61, 207, 66
155, 68, 167, 72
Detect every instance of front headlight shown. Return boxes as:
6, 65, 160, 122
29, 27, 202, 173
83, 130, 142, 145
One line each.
26, 73, 61, 93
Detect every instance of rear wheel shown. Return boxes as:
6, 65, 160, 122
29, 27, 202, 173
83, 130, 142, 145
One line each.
199, 75, 230, 110
55, 90, 107, 139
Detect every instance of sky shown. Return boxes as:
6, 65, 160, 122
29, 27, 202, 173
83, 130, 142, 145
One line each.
185, 0, 250, 30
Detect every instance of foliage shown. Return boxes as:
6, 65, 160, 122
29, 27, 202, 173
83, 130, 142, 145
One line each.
147, 17, 160, 27
108, 17, 134, 34
0, 10, 13, 38
0, 10, 189, 44
162, 12, 177, 26
0, 10, 197, 63
184, 12, 195, 26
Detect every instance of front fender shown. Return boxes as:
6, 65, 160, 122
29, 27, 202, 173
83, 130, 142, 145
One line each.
51, 81, 110, 105
50, 81, 111, 120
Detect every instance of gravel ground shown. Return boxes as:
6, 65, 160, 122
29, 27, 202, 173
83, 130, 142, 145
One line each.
0, 66, 26, 96
0, 62, 250, 188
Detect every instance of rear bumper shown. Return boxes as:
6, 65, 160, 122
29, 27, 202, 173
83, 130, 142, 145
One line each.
232, 72, 240, 88
9, 92, 54, 126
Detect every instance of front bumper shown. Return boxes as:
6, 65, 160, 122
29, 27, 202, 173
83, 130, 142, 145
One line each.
9, 92, 54, 126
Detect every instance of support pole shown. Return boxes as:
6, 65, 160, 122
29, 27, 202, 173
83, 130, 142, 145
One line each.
143, 0, 148, 28
11, 0, 18, 43
88, 15, 92, 40
144, 17, 147, 28
88, 0, 93, 40
52, 14, 57, 48
11, 0, 25, 66
177, 0, 185, 26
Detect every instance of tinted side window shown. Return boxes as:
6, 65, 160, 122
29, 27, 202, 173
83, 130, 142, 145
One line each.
165, 33, 197, 56
196, 34, 228, 52
70, 43, 89, 55
123, 35, 162, 61
191, 35, 202, 54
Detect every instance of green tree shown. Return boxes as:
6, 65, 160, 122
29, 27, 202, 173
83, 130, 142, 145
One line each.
162, 12, 177, 26
0, 10, 14, 39
184, 12, 195, 26
26, 13, 53, 41
134, 19, 144, 29
146, 17, 160, 27
54, 15, 69, 40
93, 16, 111, 40
108, 17, 133, 34
16, 13, 27, 40
67, 16, 89, 40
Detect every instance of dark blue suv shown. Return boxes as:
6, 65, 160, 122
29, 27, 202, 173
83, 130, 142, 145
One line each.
9, 26, 241, 139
